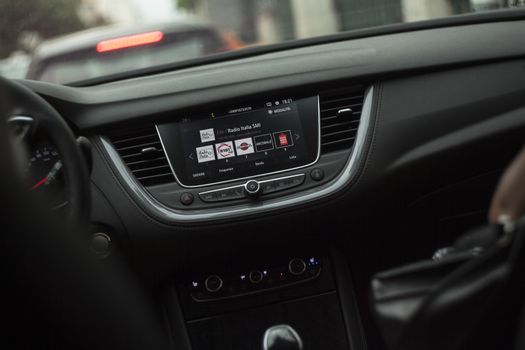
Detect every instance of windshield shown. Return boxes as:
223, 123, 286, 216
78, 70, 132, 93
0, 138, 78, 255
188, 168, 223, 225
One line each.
1, 0, 523, 85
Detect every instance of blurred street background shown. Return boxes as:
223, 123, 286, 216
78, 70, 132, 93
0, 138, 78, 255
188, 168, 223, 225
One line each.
1, 0, 523, 80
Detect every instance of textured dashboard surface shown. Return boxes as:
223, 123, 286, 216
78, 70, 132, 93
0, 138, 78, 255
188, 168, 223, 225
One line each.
20, 19, 525, 130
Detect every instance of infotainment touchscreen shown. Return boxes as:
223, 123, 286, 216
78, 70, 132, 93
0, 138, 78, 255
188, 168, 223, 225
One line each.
157, 96, 319, 187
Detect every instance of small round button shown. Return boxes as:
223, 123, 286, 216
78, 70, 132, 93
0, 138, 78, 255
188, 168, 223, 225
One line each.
204, 275, 223, 292
249, 270, 264, 284
310, 168, 324, 181
90, 232, 112, 257
244, 180, 261, 197
289, 258, 307, 276
180, 192, 194, 205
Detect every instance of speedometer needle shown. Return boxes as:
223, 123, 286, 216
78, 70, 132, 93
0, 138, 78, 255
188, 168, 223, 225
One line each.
31, 176, 49, 190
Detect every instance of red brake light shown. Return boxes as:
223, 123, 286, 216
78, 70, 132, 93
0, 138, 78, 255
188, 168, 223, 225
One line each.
96, 31, 164, 53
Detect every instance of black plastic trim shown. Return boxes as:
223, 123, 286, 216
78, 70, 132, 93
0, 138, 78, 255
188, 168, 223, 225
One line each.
331, 248, 368, 350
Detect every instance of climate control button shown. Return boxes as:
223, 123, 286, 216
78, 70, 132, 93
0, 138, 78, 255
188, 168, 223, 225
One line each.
288, 258, 307, 276
204, 275, 223, 292
249, 270, 264, 284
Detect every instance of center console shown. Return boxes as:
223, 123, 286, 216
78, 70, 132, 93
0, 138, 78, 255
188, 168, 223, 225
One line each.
164, 250, 365, 350
96, 86, 375, 348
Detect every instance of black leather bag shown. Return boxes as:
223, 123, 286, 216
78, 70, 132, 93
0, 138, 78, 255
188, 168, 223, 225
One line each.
371, 220, 525, 350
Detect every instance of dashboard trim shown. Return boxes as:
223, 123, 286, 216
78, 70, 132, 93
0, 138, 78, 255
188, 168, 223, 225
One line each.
154, 96, 322, 189
198, 174, 306, 195
189, 267, 322, 303
97, 86, 374, 224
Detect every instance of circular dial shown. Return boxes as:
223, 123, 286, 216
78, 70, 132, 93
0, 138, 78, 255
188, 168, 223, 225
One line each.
26, 144, 66, 208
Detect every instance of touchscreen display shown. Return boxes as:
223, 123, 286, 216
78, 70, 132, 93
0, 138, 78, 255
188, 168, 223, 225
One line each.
157, 96, 319, 187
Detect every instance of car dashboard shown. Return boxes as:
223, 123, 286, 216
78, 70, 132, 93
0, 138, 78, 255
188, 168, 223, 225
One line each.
18, 14, 525, 350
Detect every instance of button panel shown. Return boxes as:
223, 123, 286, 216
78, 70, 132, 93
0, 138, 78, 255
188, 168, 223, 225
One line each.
199, 174, 305, 203
187, 256, 322, 302
260, 175, 305, 195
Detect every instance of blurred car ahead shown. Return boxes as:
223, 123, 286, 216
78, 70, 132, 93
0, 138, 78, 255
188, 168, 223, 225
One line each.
25, 19, 244, 85
0, 52, 31, 79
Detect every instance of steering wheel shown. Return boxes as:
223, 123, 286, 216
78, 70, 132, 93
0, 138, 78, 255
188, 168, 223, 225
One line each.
0, 77, 171, 349
2, 76, 90, 225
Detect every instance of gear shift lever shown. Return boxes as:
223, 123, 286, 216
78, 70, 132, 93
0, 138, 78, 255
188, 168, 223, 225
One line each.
263, 325, 303, 350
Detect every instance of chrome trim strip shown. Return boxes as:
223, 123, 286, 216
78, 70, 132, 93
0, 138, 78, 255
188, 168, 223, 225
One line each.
98, 86, 374, 223
7, 115, 35, 140
154, 96, 322, 188
198, 174, 305, 196
7, 115, 34, 124
198, 183, 244, 195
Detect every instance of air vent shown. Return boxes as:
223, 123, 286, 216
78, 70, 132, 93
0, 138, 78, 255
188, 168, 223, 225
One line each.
106, 125, 174, 187
319, 86, 366, 153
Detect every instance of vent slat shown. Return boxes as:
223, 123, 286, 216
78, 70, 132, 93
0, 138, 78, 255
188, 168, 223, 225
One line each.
319, 103, 364, 114
320, 112, 361, 123
112, 133, 158, 144
321, 120, 359, 130
319, 95, 364, 106
321, 128, 358, 139
115, 141, 161, 152
136, 173, 174, 181
126, 156, 170, 167
319, 86, 365, 153
322, 137, 356, 148
131, 164, 172, 175
106, 126, 174, 187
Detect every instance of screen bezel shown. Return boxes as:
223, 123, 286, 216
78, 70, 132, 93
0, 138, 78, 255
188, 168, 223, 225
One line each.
156, 95, 320, 188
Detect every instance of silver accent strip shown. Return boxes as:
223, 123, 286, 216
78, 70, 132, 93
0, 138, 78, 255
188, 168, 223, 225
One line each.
98, 86, 374, 223
259, 173, 305, 184
198, 183, 244, 195
154, 96, 322, 188
198, 174, 305, 196
7, 115, 34, 124
7, 115, 35, 139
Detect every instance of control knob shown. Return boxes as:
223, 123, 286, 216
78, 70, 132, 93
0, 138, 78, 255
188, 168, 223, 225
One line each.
249, 270, 264, 284
244, 180, 261, 197
288, 258, 307, 276
204, 275, 223, 292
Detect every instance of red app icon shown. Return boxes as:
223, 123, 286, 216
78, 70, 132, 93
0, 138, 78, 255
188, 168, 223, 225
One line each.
273, 131, 294, 149
279, 133, 289, 146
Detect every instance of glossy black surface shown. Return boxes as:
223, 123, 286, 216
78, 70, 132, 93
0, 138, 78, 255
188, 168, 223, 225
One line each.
187, 292, 348, 350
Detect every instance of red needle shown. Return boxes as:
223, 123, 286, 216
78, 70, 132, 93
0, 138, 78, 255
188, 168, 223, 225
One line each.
31, 176, 48, 190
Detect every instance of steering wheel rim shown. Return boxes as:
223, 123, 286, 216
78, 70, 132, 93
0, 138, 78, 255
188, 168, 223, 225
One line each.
1, 77, 90, 226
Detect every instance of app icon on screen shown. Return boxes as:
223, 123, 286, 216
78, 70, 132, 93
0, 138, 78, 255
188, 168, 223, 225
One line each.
215, 141, 235, 159
234, 138, 255, 155
199, 128, 215, 143
273, 130, 294, 148
196, 145, 216, 163
254, 134, 274, 152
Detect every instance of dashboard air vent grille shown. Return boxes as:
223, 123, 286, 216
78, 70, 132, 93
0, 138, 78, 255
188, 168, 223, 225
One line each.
319, 86, 365, 153
106, 125, 174, 187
